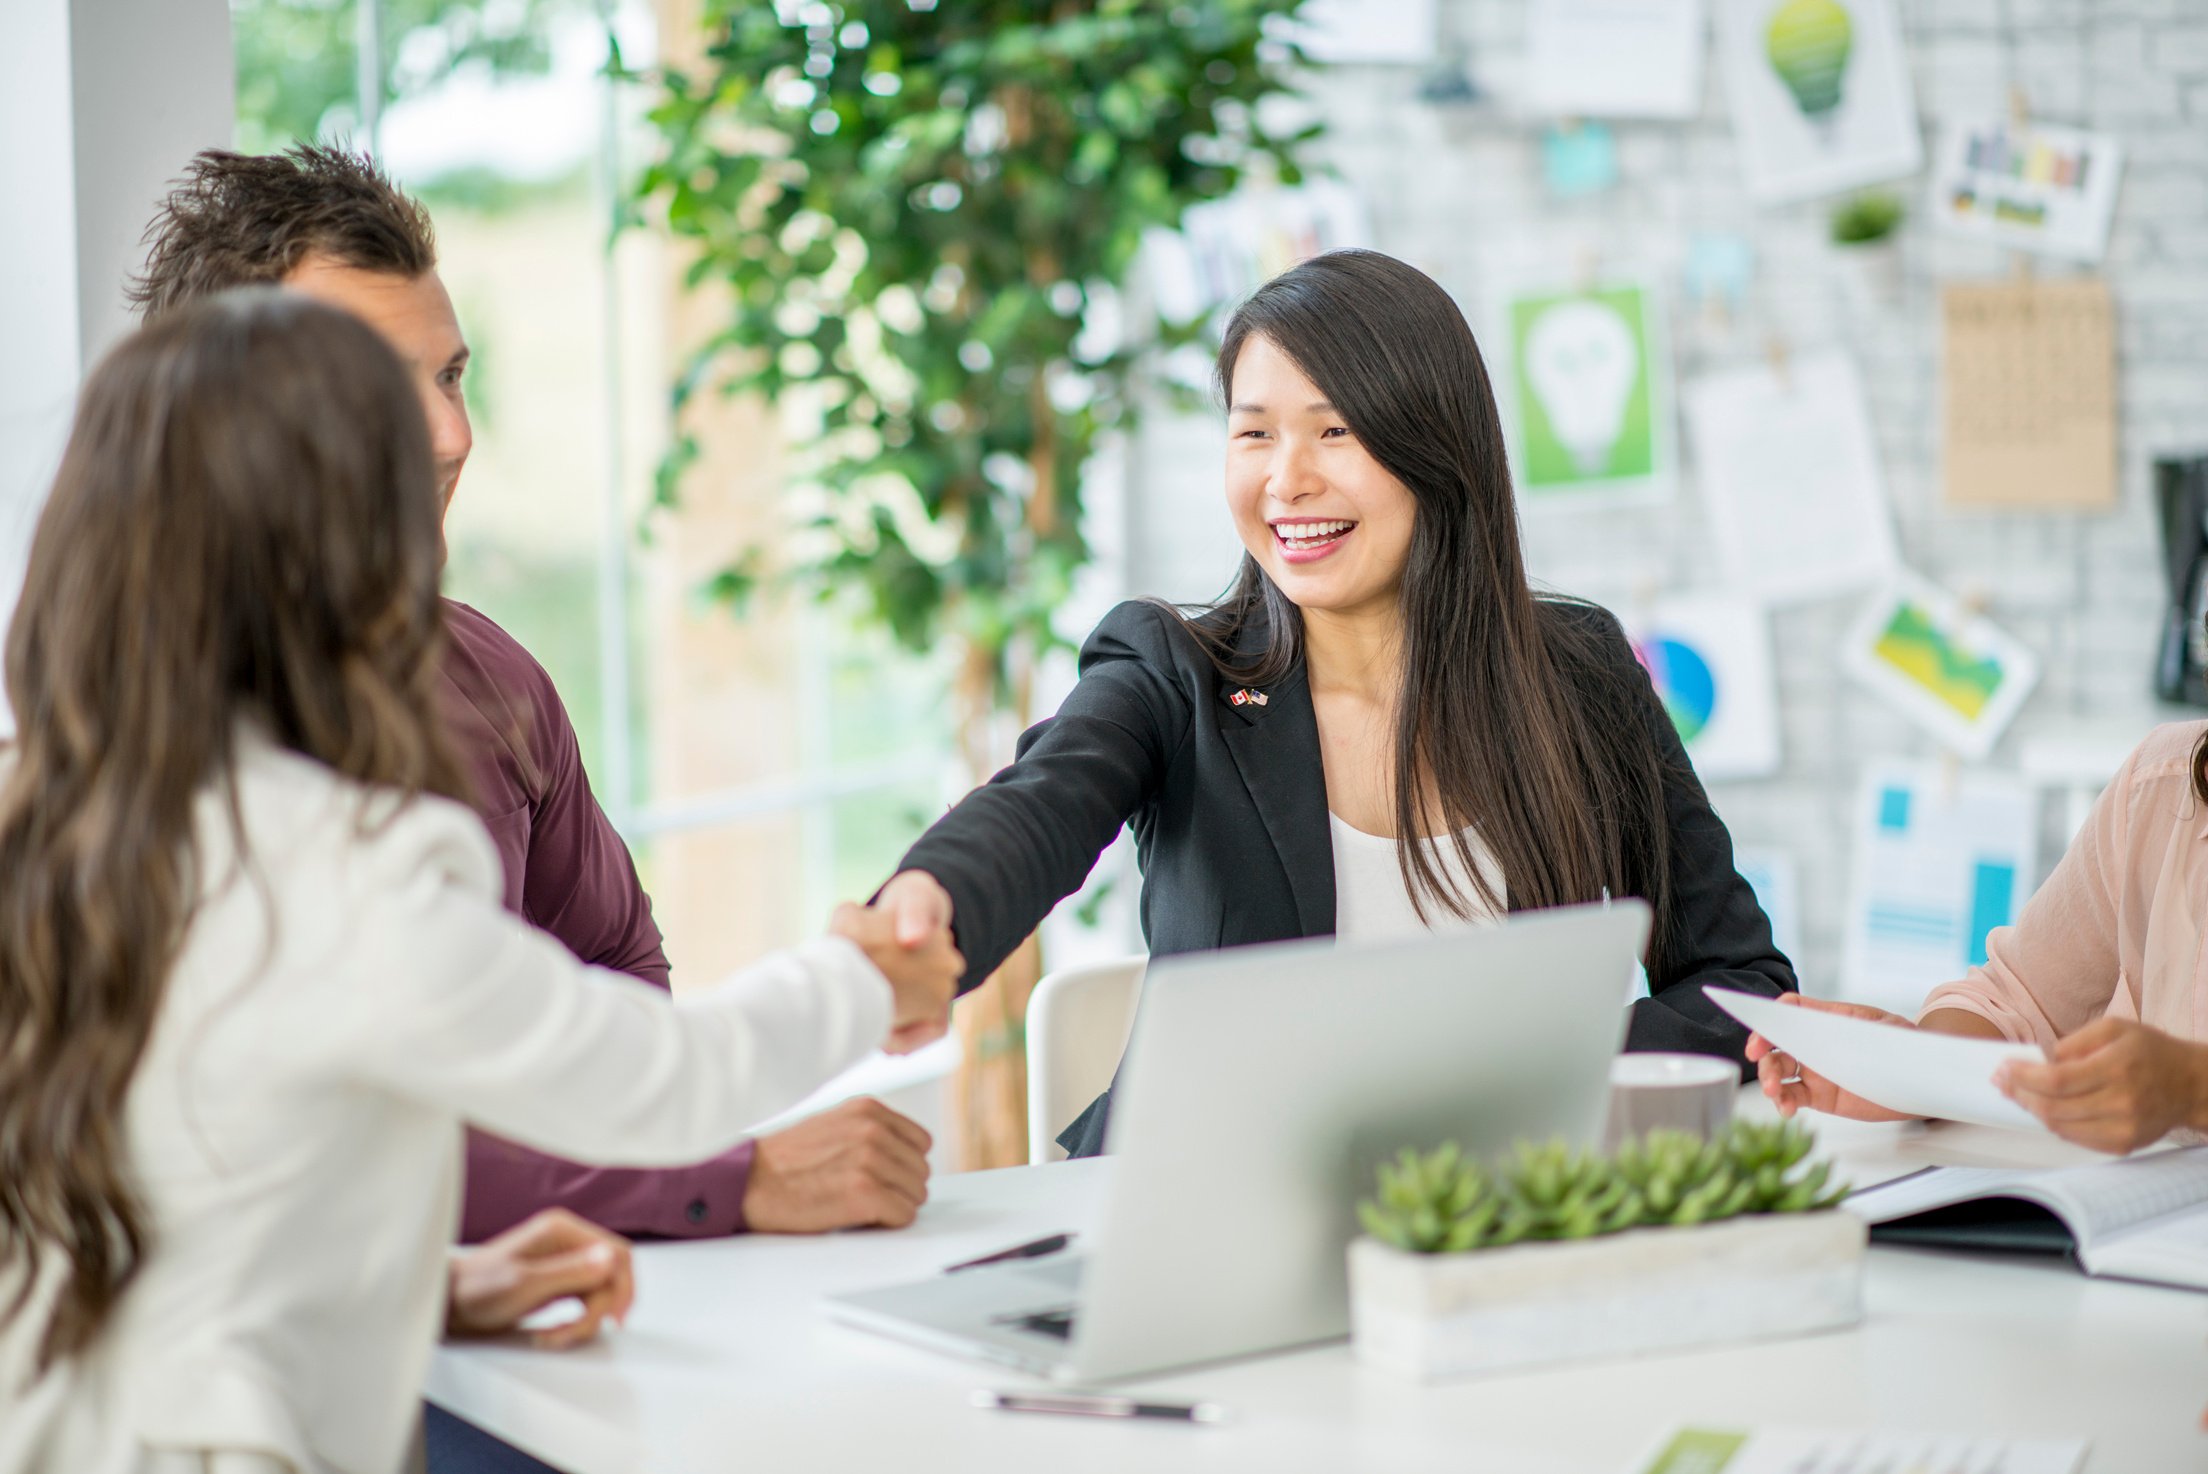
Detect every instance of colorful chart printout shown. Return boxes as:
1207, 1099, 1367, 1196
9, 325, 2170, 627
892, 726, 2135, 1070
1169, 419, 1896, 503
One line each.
1625, 594, 1781, 780
1840, 573, 2040, 759
1931, 119, 2124, 262
1840, 764, 2037, 1015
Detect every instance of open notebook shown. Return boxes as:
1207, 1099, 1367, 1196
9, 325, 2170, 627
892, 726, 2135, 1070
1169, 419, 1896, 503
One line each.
1847, 1146, 2208, 1291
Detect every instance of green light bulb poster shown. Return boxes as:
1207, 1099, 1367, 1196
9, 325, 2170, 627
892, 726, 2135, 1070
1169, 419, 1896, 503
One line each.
1765, 0, 1853, 123
1720, 0, 1920, 202
1503, 281, 1674, 506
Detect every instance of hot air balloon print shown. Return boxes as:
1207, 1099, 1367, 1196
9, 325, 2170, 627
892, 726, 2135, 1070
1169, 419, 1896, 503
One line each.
1765, 0, 1854, 137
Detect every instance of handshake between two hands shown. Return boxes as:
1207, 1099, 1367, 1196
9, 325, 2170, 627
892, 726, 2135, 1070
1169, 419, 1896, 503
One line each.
830, 870, 965, 1056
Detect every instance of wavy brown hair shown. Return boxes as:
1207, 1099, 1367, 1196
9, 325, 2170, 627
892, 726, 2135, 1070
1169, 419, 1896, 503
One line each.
1187, 250, 1678, 958
0, 290, 467, 1370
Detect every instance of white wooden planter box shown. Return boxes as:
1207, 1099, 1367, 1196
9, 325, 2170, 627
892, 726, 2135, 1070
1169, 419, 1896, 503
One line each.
1348, 1210, 1866, 1381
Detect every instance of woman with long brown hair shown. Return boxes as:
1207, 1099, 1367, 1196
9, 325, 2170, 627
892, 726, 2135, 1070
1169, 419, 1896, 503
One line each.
0, 291, 957, 1474
870, 248, 1795, 1157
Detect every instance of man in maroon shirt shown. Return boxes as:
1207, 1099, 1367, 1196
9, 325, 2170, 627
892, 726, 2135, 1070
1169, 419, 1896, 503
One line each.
129, 145, 936, 1247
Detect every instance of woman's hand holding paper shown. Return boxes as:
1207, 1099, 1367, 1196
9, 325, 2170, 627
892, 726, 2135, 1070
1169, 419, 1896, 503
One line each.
1996, 1017, 2208, 1154
1748, 993, 1924, 1123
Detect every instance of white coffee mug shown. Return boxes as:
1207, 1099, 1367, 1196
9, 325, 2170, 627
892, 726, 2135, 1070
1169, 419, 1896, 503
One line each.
1602, 1052, 1738, 1152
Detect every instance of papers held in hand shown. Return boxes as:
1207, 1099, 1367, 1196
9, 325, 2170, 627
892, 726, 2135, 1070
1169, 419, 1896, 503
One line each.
1704, 987, 2045, 1132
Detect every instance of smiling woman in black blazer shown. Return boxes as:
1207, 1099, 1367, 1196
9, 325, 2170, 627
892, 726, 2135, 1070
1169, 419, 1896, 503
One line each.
874, 249, 1795, 1158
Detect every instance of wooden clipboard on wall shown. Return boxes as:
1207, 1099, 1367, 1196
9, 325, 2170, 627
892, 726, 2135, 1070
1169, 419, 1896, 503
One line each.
1941, 277, 2116, 510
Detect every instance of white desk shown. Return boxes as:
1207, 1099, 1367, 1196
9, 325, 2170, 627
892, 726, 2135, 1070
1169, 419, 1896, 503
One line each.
429, 1107, 2208, 1473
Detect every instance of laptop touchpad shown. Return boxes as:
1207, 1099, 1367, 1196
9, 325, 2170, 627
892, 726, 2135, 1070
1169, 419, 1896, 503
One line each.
1016, 1255, 1086, 1291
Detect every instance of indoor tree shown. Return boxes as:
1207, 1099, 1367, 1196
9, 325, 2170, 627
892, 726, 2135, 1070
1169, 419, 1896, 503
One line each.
636, 0, 1320, 1166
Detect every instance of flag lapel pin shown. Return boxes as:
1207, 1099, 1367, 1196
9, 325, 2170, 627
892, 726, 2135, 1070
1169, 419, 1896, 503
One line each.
1230, 688, 1268, 707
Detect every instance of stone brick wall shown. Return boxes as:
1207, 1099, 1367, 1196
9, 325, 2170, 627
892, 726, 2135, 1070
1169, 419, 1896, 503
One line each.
1106, 0, 2208, 991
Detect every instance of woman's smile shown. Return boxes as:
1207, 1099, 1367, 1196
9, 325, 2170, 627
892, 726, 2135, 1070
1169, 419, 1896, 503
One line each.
1272, 517, 1359, 562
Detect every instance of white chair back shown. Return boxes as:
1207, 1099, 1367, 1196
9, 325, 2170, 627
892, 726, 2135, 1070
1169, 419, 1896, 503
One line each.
1024, 956, 1147, 1165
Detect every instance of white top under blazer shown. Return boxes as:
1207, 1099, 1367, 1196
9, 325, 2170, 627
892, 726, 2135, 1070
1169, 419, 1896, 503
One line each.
0, 731, 892, 1474
1327, 812, 1503, 942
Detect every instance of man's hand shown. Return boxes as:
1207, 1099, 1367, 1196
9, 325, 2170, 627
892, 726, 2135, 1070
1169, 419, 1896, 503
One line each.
833, 876, 961, 1053
1997, 1018, 2208, 1155
743, 1096, 934, 1233
1747, 994, 1921, 1123
447, 1208, 633, 1350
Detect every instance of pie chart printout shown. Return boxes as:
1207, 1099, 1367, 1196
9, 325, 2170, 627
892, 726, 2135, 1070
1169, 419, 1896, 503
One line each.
1637, 635, 1718, 743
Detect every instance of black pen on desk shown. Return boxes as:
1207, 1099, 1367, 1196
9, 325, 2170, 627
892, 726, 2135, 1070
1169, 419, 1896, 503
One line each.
942, 1232, 1075, 1274
972, 1390, 1226, 1424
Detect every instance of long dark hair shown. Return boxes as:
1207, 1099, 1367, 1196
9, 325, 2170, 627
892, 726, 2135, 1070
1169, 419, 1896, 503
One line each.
1192, 249, 1675, 953
0, 290, 467, 1370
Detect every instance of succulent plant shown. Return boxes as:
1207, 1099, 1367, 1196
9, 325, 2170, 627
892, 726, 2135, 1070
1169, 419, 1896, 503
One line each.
1725, 1119, 1851, 1213
1361, 1118, 1853, 1254
1612, 1128, 1753, 1226
1357, 1143, 1514, 1254
1500, 1140, 1641, 1241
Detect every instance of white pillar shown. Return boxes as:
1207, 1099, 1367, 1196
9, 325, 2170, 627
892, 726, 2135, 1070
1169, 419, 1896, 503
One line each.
0, 0, 233, 709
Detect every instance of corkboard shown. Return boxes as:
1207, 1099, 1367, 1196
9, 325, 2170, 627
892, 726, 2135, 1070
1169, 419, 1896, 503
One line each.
1941, 277, 2116, 509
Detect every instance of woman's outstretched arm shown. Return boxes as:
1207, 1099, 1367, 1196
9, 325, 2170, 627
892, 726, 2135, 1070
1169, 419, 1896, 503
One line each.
888, 601, 1196, 986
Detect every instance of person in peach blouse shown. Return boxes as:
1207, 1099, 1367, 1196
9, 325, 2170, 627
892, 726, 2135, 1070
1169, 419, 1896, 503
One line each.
1752, 720, 2208, 1156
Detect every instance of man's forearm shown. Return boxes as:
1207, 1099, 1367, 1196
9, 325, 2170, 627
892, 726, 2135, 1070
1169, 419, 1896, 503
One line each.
460, 1127, 755, 1243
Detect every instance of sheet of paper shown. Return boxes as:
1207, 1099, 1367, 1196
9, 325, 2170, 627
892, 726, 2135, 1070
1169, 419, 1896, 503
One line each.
1840, 571, 2041, 759
1931, 118, 2124, 263
1523, 0, 1705, 119
1632, 1425, 2087, 1474
1684, 350, 1897, 606
1623, 593, 1781, 779
1717, 0, 1923, 202
1707, 988, 2044, 1131
1282, 0, 1438, 65
1143, 180, 1372, 326
1942, 278, 2117, 510
1840, 763, 2038, 1013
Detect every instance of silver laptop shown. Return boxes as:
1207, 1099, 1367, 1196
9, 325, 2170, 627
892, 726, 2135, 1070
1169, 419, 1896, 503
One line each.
824, 900, 1650, 1383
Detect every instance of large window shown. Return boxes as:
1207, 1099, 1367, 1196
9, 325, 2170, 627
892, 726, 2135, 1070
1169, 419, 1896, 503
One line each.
231, 0, 957, 985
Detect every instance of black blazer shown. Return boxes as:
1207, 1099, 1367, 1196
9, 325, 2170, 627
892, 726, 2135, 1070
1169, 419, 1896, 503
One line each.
897, 597, 1797, 1159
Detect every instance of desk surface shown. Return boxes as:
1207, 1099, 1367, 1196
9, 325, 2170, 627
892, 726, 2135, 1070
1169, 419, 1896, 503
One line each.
429, 1106, 2208, 1473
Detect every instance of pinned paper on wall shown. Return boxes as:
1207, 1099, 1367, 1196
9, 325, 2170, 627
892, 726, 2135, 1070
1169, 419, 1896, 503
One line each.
1717, 0, 1922, 203
1503, 280, 1675, 505
1625, 594, 1782, 780
1542, 122, 1619, 199
1523, 0, 1706, 120
1144, 181, 1372, 324
1280, 0, 1439, 65
1684, 234, 1756, 325
1840, 764, 2037, 1014
1942, 278, 2117, 510
1931, 118, 2125, 263
1683, 350, 1897, 606
1731, 848, 1803, 966
1841, 572, 2040, 759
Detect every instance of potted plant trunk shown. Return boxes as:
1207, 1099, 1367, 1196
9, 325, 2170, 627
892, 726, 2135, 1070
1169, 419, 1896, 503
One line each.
1349, 1122, 1864, 1381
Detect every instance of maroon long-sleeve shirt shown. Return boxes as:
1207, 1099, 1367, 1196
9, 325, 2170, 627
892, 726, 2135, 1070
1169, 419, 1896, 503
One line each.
439, 599, 754, 1242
